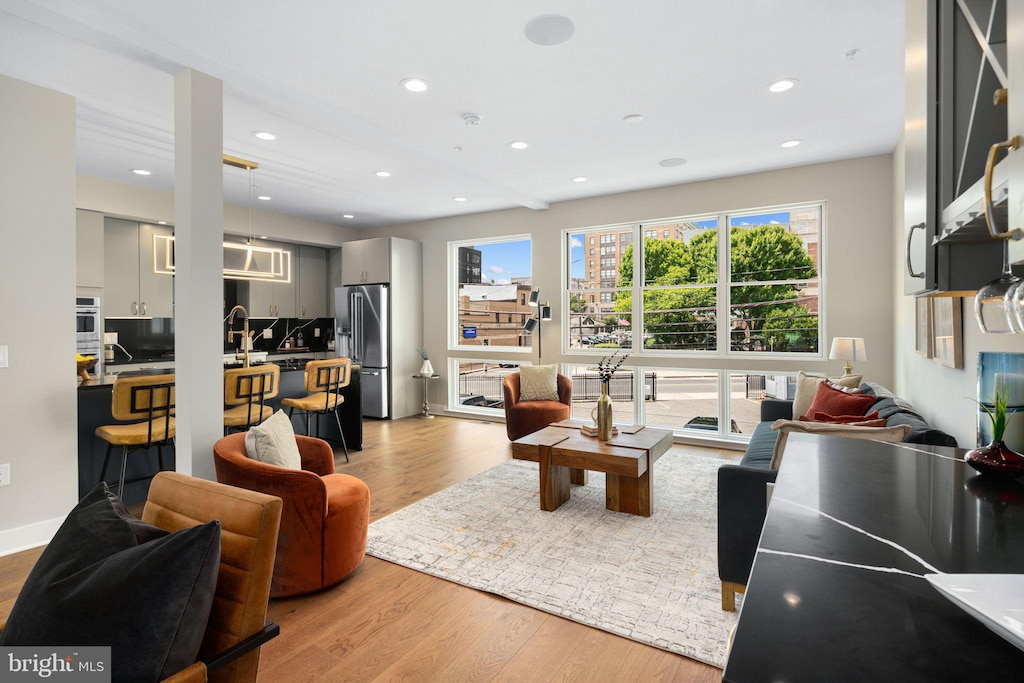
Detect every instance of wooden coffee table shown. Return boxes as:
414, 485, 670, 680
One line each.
510, 424, 673, 517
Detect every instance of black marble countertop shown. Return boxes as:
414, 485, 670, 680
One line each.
724, 433, 1024, 682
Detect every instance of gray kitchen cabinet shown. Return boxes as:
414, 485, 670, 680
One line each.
103, 218, 173, 317
341, 237, 390, 284
244, 240, 295, 318
76, 210, 104, 290
903, 0, 1019, 294
296, 245, 328, 317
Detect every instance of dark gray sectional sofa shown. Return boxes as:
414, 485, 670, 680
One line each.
716, 382, 957, 611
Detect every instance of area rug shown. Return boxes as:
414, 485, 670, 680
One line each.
365, 454, 738, 667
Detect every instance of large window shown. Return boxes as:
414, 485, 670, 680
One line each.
566, 203, 822, 355
450, 236, 532, 351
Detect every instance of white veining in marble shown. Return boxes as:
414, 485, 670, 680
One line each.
758, 548, 928, 578
767, 496, 943, 576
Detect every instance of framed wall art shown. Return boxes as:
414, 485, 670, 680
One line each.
915, 297, 932, 358
931, 297, 963, 369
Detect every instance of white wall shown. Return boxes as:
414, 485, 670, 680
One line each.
0, 75, 78, 552
892, 133, 1024, 449
362, 155, 896, 413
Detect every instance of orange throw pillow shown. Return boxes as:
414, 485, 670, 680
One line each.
802, 381, 878, 420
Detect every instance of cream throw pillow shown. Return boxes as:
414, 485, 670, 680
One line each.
244, 410, 302, 469
769, 419, 911, 469
792, 371, 863, 420
519, 364, 559, 402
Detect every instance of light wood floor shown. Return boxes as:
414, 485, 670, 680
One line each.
0, 416, 741, 682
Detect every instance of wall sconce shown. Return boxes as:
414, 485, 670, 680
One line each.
523, 289, 551, 357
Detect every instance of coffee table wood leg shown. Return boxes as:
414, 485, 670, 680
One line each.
539, 444, 570, 512
606, 470, 653, 517
570, 468, 588, 486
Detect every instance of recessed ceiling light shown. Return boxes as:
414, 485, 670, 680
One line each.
659, 157, 687, 167
780, 139, 802, 148
157, 221, 167, 225
524, 14, 575, 46
401, 78, 428, 93
623, 114, 644, 124
259, 235, 267, 239
343, 214, 354, 219
768, 79, 798, 93
375, 171, 392, 177
257, 195, 271, 201
454, 197, 467, 202
572, 176, 588, 183
508, 140, 530, 150
252, 131, 276, 140
131, 169, 152, 176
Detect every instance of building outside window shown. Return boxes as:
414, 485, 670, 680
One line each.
564, 204, 822, 438
449, 236, 532, 351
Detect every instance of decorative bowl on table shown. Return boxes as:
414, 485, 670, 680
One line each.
77, 356, 98, 380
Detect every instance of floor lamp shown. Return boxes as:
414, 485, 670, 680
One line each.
523, 289, 552, 358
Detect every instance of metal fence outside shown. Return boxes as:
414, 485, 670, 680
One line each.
571, 372, 656, 401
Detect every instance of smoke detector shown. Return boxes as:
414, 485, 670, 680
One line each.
463, 113, 483, 127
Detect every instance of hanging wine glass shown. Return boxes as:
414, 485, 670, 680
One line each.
975, 240, 1019, 333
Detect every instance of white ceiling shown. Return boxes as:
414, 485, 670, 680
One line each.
0, 0, 906, 230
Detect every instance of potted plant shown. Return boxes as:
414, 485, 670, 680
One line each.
966, 388, 1024, 478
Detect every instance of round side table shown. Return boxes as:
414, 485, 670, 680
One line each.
413, 373, 440, 418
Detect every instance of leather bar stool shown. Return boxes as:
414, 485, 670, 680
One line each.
95, 373, 176, 493
281, 358, 351, 462
224, 364, 281, 434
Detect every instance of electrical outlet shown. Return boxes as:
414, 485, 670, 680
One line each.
0, 345, 8, 368
0, 463, 10, 487
263, 328, 273, 339
314, 328, 321, 337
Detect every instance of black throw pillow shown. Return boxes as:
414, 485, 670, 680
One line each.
0, 484, 221, 682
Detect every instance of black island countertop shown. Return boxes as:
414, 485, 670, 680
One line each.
77, 358, 362, 504
724, 433, 1024, 682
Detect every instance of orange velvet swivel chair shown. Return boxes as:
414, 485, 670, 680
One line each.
502, 372, 573, 441
212, 432, 370, 598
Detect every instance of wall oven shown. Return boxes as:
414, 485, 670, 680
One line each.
76, 296, 103, 375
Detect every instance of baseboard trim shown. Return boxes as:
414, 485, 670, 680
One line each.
0, 515, 64, 557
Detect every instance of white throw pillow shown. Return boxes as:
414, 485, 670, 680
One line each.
244, 410, 302, 469
519, 365, 559, 402
769, 419, 911, 469
792, 371, 863, 421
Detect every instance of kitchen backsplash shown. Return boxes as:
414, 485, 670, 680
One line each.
104, 316, 335, 364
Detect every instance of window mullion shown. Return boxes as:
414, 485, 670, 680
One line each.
717, 212, 730, 354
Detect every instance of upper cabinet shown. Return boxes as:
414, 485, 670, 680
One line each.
103, 218, 174, 317
904, 0, 1019, 294
1007, 2, 1024, 263
296, 245, 328, 317
342, 237, 390, 285
244, 240, 296, 318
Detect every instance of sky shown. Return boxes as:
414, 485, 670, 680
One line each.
472, 239, 532, 284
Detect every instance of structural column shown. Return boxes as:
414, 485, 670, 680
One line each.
173, 69, 224, 480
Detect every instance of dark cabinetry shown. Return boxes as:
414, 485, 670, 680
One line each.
904, 0, 1017, 295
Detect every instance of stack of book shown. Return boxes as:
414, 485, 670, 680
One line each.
580, 424, 618, 437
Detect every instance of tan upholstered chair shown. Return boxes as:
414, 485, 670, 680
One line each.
142, 472, 282, 683
281, 357, 352, 461
224, 364, 280, 434
502, 372, 573, 441
0, 472, 283, 683
95, 373, 175, 493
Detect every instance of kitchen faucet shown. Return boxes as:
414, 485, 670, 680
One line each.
227, 305, 251, 368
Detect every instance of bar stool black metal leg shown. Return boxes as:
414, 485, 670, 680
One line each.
333, 409, 349, 463
99, 443, 114, 485
117, 445, 129, 494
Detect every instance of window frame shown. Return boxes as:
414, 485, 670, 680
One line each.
562, 201, 826, 359
448, 233, 533, 354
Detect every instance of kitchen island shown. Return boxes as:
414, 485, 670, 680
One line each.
77, 359, 362, 504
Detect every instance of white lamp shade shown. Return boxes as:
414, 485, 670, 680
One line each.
829, 337, 867, 362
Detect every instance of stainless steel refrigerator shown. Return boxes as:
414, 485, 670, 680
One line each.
335, 284, 389, 418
